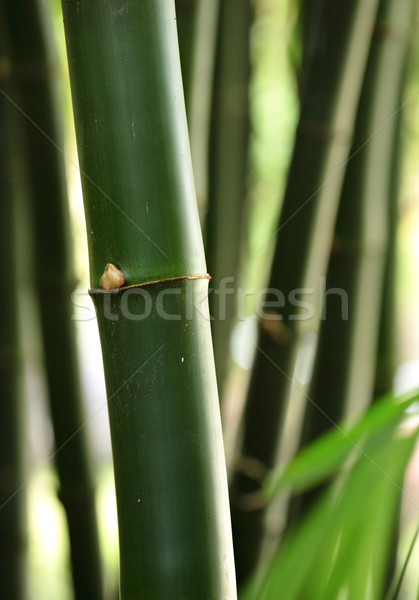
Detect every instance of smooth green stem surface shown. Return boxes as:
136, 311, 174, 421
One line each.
61, 1, 236, 597
4, 1, 103, 597
230, 0, 380, 583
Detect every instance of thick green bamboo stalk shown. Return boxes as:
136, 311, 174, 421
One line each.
61, 1, 236, 598
0, 32, 26, 600
229, 0, 379, 583
206, 0, 252, 396
3, 1, 103, 598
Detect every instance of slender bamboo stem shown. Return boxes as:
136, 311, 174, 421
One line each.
175, 0, 198, 113
372, 10, 412, 597
206, 0, 252, 396
373, 111, 404, 399
297, 0, 325, 98
3, 1, 103, 597
0, 28, 26, 600
188, 0, 220, 214
61, 1, 236, 597
229, 0, 380, 583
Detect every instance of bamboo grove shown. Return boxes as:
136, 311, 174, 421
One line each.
0, 0, 419, 598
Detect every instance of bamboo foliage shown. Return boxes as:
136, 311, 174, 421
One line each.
229, 0, 380, 583
241, 393, 419, 600
3, 0, 103, 597
61, 0, 236, 597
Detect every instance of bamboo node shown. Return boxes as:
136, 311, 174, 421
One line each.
259, 315, 293, 345
297, 120, 349, 143
0, 58, 11, 82
90, 273, 211, 294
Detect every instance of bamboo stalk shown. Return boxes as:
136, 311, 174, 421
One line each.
229, 0, 380, 583
297, 0, 325, 98
372, 9, 412, 596
0, 29, 26, 600
3, 1, 103, 597
206, 0, 252, 396
373, 110, 404, 399
288, 0, 414, 534
61, 1, 236, 598
175, 0, 198, 113
300, 0, 414, 459
188, 0, 220, 214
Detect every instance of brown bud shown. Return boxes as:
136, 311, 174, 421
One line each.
100, 263, 125, 290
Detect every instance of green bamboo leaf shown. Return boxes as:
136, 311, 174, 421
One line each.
241, 412, 418, 600
265, 391, 419, 498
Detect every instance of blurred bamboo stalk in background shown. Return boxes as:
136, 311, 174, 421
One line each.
61, 0, 236, 597
296, 0, 325, 99
297, 0, 414, 506
187, 0, 220, 217
0, 20, 26, 599
206, 0, 252, 397
3, 0, 103, 597
175, 0, 198, 113
229, 0, 380, 584
373, 111, 406, 400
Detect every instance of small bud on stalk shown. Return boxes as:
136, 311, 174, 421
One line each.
100, 263, 125, 290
